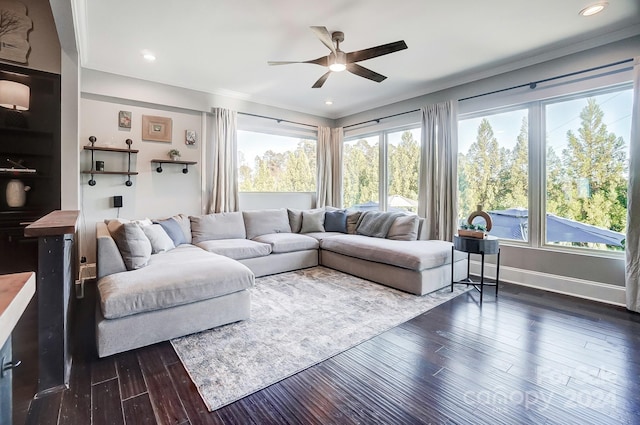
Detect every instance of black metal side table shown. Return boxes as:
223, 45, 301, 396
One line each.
451, 234, 500, 304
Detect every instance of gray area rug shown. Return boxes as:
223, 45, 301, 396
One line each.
171, 266, 469, 411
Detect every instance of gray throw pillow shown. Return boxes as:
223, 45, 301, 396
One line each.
142, 224, 175, 253
287, 208, 303, 233
300, 209, 325, 233
190, 212, 246, 243
346, 211, 362, 234
112, 222, 152, 270
243, 209, 291, 239
155, 218, 187, 246
324, 210, 347, 233
172, 214, 192, 244
387, 215, 420, 241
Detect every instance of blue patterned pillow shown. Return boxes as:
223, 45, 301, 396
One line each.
155, 218, 186, 246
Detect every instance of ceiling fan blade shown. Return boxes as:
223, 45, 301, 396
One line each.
268, 56, 328, 67
310, 26, 336, 54
346, 40, 408, 63
346, 63, 387, 83
312, 71, 332, 88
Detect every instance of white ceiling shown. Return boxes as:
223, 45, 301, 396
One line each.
75, 0, 640, 119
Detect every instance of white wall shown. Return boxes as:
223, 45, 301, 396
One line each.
78, 96, 203, 262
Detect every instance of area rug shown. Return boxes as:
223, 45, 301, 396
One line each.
171, 266, 469, 411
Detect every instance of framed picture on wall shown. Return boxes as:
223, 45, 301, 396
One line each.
185, 129, 196, 145
118, 111, 132, 129
142, 115, 172, 142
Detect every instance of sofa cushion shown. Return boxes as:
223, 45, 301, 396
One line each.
387, 215, 420, 241
190, 212, 246, 243
97, 245, 254, 319
346, 211, 361, 234
324, 210, 347, 233
111, 222, 152, 270
196, 239, 271, 260
320, 235, 458, 271
141, 224, 175, 254
155, 217, 187, 246
300, 209, 325, 233
302, 231, 344, 241
252, 233, 319, 253
243, 209, 291, 239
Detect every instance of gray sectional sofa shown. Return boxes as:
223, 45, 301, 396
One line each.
95, 208, 468, 357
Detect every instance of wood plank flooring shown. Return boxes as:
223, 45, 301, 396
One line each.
12, 278, 640, 424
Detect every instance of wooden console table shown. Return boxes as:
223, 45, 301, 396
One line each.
25, 210, 79, 396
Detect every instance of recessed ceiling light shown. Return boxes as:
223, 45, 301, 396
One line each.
325, 100, 333, 105
142, 51, 156, 62
579, 2, 608, 16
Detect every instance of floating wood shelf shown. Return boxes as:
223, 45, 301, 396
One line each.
151, 159, 197, 174
81, 171, 139, 176
83, 146, 139, 153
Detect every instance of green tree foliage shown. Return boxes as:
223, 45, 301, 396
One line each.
343, 138, 379, 207
459, 98, 627, 249
388, 131, 420, 202
238, 140, 316, 192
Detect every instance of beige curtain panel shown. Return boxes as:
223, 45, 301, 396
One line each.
316, 127, 344, 208
418, 100, 458, 241
207, 108, 239, 213
626, 57, 640, 312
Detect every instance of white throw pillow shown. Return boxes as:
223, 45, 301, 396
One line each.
300, 209, 325, 233
142, 224, 175, 254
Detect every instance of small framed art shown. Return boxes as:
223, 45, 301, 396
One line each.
118, 111, 132, 129
185, 129, 196, 145
142, 115, 172, 142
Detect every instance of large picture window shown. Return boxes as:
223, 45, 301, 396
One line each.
343, 127, 421, 212
458, 108, 529, 241
458, 83, 632, 253
544, 87, 632, 251
237, 130, 316, 192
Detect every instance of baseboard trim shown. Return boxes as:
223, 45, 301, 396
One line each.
469, 261, 626, 307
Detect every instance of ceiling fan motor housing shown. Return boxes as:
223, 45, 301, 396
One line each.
331, 31, 345, 44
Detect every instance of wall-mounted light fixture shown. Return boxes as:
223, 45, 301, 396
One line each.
0, 80, 30, 128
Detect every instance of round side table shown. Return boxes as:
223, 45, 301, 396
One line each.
451, 234, 500, 304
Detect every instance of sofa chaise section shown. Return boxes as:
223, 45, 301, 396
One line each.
320, 234, 468, 295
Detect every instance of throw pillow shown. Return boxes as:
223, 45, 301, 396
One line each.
287, 208, 303, 233
155, 217, 187, 246
243, 209, 291, 239
300, 209, 325, 233
142, 224, 175, 254
387, 215, 420, 241
190, 212, 246, 243
171, 214, 192, 244
112, 222, 152, 270
324, 210, 347, 233
346, 211, 361, 234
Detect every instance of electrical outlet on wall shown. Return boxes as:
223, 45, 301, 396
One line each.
113, 196, 123, 208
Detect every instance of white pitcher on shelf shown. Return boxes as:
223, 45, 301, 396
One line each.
6, 179, 31, 207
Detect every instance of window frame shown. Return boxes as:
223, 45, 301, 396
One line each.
342, 124, 421, 212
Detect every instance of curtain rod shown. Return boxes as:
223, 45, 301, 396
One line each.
238, 111, 318, 129
342, 109, 420, 130
458, 58, 634, 102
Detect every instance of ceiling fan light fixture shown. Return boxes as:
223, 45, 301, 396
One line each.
329, 51, 347, 72
579, 2, 608, 16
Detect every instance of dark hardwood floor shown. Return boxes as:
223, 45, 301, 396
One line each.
13, 277, 640, 425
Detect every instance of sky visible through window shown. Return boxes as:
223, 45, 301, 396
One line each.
458, 89, 632, 155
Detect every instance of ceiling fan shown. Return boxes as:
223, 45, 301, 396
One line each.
268, 26, 408, 88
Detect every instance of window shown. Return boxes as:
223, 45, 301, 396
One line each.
387, 129, 420, 213
342, 127, 421, 212
544, 88, 632, 251
237, 130, 316, 192
458, 108, 529, 241
458, 82, 632, 253
342, 135, 379, 209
